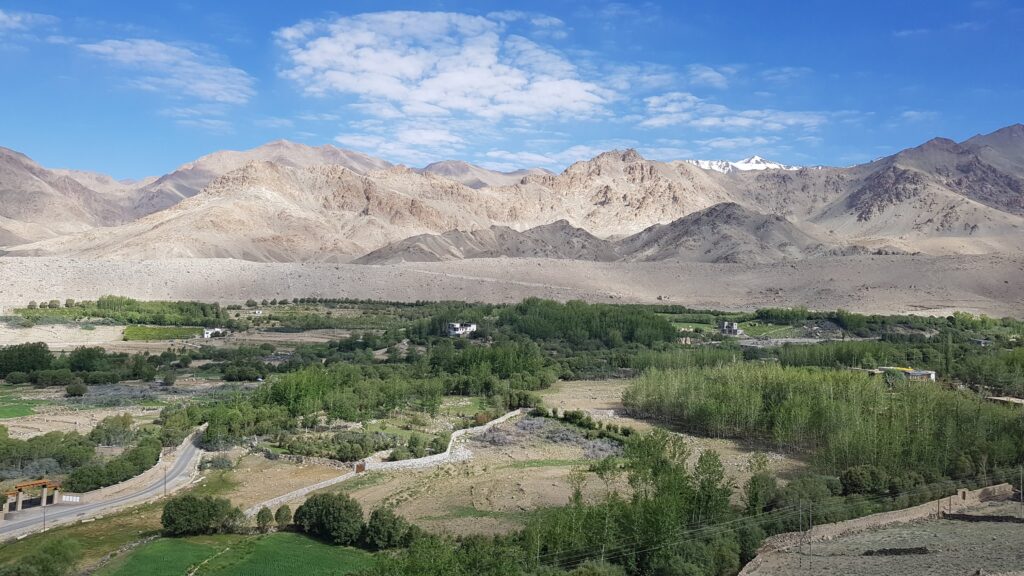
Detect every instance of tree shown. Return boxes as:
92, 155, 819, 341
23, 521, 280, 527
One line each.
0, 342, 54, 378
27, 301, 37, 310
256, 506, 273, 533
294, 492, 364, 545
65, 382, 88, 397
48, 299, 61, 309
246, 299, 258, 308
161, 494, 239, 536
363, 507, 410, 550
275, 505, 292, 530
161, 371, 177, 387
65, 299, 76, 308
68, 346, 107, 372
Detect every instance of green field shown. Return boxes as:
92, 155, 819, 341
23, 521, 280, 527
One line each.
98, 533, 375, 576
0, 389, 40, 419
123, 325, 203, 341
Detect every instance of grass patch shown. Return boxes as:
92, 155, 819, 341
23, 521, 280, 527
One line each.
421, 505, 528, 522
339, 472, 387, 492
123, 325, 203, 341
99, 533, 375, 576
0, 388, 42, 419
0, 501, 164, 571
501, 459, 586, 470
97, 537, 217, 576
738, 322, 801, 338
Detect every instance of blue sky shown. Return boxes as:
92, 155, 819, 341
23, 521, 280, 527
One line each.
1, 1, 1021, 179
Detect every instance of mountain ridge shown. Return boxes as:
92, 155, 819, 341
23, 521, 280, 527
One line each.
1, 124, 1022, 262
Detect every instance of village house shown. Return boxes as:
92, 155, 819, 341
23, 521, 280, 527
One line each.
720, 321, 744, 336
447, 322, 477, 337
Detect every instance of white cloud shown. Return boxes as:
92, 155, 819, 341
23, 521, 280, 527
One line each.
899, 110, 937, 122
275, 11, 610, 120
893, 28, 929, 37
79, 39, 255, 105
335, 123, 467, 165
640, 91, 828, 131
176, 118, 233, 133
484, 141, 634, 169
696, 136, 777, 150
761, 66, 812, 83
0, 9, 57, 32
254, 117, 295, 128
687, 64, 733, 89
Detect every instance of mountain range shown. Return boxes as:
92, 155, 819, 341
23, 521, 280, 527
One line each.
1, 124, 1022, 264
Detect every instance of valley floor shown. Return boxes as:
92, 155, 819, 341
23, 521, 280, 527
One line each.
0, 254, 1021, 316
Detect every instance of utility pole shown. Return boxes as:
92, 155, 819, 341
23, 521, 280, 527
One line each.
42, 503, 46, 531
1019, 465, 1022, 519
163, 466, 167, 497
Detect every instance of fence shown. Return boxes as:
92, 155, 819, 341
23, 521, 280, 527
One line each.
244, 408, 526, 516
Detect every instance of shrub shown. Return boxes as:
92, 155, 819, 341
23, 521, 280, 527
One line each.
840, 464, 889, 495
65, 382, 88, 397
275, 505, 292, 530
161, 494, 241, 536
363, 507, 411, 550
4, 371, 29, 384
256, 506, 273, 533
294, 492, 364, 545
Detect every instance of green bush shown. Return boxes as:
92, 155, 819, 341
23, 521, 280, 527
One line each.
161, 494, 242, 536
294, 492, 364, 545
65, 382, 88, 397
840, 464, 889, 495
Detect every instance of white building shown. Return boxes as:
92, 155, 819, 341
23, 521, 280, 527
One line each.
447, 322, 478, 337
720, 321, 744, 336
203, 328, 229, 339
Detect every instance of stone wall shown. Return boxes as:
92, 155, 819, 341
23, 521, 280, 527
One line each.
738, 483, 1015, 575
244, 408, 526, 516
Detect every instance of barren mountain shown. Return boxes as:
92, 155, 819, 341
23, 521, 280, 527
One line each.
356, 220, 618, 264
0, 147, 134, 246
131, 140, 394, 217
615, 202, 839, 263
419, 160, 551, 189
2, 124, 1023, 263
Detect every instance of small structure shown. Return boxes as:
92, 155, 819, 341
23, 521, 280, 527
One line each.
2, 479, 63, 515
986, 396, 1024, 407
447, 322, 478, 337
970, 338, 992, 347
203, 327, 228, 339
877, 366, 937, 381
720, 321, 744, 336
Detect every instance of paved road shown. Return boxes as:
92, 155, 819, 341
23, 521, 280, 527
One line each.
0, 437, 203, 539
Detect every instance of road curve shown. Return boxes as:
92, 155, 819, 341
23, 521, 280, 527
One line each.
0, 436, 203, 540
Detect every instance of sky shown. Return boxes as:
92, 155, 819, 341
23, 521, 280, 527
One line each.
0, 1, 1021, 179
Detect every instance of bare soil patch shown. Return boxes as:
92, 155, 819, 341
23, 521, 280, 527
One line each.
343, 416, 626, 536
745, 502, 1024, 576
1, 254, 1020, 317
1, 405, 158, 440
0, 324, 124, 350
219, 452, 343, 510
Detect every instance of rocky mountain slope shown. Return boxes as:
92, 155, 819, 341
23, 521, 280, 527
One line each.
0, 147, 136, 246
356, 220, 619, 264
418, 161, 551, 189
131, 140, 393, 217
1, 124, 1022, 263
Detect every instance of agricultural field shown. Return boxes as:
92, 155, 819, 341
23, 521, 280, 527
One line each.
97, 533, 375, 576
122, 325, 203, 341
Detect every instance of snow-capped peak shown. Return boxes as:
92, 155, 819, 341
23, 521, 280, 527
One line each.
684, 156, 800, 173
